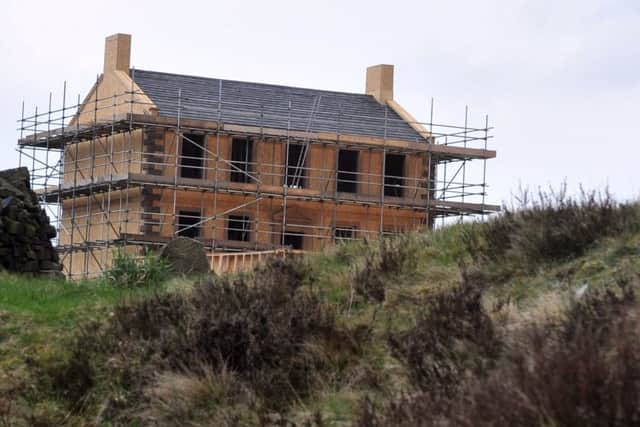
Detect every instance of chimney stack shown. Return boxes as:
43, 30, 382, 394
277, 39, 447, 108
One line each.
365, 64, 394, 104
104, 33, 131, 74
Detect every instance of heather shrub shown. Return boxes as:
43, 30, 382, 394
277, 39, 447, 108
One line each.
563, 265, 638, 341
140, 366, 259, 426
454, 269, 640, 427
387, 269, 500, 396
45, 257, 358, 422
359, 269, 640, 427
356, 394, 451, 427
353, 235, 420, 303
464, 187, 640, 270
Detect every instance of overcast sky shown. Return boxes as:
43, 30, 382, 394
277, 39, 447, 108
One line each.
1, 0, 638, 207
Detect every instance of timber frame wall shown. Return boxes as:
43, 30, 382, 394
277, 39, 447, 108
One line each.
18, 81, 497, 278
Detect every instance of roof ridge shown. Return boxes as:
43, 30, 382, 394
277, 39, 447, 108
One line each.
132, 68, 370, 98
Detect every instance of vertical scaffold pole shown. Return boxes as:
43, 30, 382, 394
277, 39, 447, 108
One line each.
281, 100, 291, 247
426, 98, 435, 228
69, 94, 81, 277
124, 70, 135, 254
45, 92, 52, 192
57, 82, 66, 253
212, 80, 222, 254
379, 107, 388, 235
481, 114, 489, 220
425, 151, 432, 228
460, 105, 468, 224
256, 104, 264, 250
84, 75, 99, 276
32, 106, 37, 191
18, 101, 24, 167
331, 105, 342, 244
172, 88, 182, 237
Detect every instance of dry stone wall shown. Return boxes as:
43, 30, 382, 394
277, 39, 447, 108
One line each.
0, 167, 62, 274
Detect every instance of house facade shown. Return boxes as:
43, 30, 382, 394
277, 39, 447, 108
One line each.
18, 34, 497, 278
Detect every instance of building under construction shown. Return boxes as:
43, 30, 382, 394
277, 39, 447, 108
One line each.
18, 34, 498, 278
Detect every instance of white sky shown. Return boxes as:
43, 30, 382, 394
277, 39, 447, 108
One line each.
1, 0, 638, 206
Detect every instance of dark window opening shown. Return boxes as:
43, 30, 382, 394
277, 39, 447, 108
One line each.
384, 153, 405, 197
230, 137, 253, 183
227, 215, 251, 242
180, 134, 205, 179
177, 210, 201, 238
282, 231, 304, 250
337, 149, 358, 193
286, 144, 307, 188
335, 227, 355, 241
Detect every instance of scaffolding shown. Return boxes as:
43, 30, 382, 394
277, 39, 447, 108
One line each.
17, 78, 498, 278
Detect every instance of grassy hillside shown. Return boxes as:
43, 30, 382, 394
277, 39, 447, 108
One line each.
1, 191, 640, 426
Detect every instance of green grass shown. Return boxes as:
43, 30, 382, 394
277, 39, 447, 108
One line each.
0, 273, 176, 328
0, 272, 184, 377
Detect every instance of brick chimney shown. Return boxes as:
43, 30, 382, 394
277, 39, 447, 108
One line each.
104, 33, 131, 74
365, 64, 394, 104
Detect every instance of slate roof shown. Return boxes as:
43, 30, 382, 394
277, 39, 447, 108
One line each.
132, 69, 425, 143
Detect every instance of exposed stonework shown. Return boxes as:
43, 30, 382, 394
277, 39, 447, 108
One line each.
0, 167, 62, 275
